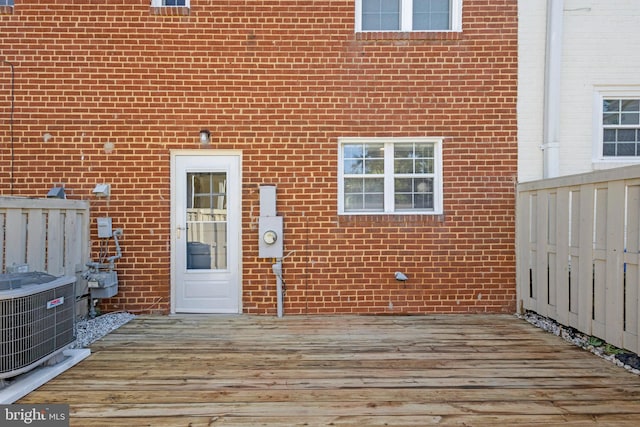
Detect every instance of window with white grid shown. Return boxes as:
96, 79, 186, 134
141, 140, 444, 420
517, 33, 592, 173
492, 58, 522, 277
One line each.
355, 0, 463, 32
602, 98, 640, 157
151, 0, 189, 7
339, 138, 443, 215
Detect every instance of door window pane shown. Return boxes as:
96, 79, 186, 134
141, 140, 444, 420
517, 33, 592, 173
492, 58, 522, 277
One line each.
186, 172, 227, 270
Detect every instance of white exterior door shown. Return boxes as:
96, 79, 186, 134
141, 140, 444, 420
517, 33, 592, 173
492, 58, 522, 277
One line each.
171, 151, 242, 313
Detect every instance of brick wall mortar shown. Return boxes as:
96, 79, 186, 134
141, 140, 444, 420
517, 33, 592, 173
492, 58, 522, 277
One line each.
1, 0, 518, 315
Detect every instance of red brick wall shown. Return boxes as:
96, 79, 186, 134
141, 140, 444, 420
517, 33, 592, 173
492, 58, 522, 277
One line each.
0, 1, 518, 315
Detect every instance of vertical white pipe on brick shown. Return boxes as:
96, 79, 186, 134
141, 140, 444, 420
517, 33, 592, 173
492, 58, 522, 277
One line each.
543, 0, 563, 178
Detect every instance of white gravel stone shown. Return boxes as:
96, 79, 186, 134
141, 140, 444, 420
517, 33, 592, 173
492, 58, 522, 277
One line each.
70, 312, 136, 349
519, 312, 640, 376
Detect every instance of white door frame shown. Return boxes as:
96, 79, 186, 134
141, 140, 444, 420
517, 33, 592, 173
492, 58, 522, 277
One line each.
170, 150, 243, 314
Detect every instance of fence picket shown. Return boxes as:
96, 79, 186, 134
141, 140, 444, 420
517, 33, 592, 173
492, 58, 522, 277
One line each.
567, 188, 581, 328
4, 209, 25, 269
555, 187, 570, 326
605, 181, 625, 348
626, 184, 640, 354
534, 191, 547, 317
25, 208, 46, 271
577, 184, 595, 336
47, 210, 65, 277
0, 213, 4, 272
592, 186, 608, 340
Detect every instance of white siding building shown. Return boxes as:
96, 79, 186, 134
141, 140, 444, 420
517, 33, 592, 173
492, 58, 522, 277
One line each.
518, 0, 640, 182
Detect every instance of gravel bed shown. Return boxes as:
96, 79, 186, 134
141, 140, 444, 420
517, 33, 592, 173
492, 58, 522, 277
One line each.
70, 312, 136, 349
519, 311, 640, 375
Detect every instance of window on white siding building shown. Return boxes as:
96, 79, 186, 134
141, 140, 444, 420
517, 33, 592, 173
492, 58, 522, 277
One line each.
151, 0, 189, 6
338, 138, 443, 215
355, 0, 463, 32
602, 98, 640, 157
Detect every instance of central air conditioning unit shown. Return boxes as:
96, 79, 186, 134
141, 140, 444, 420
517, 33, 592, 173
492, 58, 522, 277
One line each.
0, 273, 76, 379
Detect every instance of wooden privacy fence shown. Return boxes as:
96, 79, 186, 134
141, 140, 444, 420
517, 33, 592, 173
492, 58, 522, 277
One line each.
0, 197, 90, 311
517, 165, 640, 355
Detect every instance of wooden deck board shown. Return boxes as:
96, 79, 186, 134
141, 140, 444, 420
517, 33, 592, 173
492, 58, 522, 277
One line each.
19, 314, 640, 426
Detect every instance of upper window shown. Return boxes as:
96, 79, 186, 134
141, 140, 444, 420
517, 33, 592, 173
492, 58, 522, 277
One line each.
0, 0, 14, 6
338, 138, 443, 215
602, 98, 640, 157
355, 0, 462, 32
151, 0, 189, 6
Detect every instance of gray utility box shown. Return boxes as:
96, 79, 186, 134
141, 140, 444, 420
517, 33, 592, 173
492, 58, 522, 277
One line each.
258, 184, 283, 259
87, 270, 118, 298
259, 215, 283, 258
187, 242, 211, 269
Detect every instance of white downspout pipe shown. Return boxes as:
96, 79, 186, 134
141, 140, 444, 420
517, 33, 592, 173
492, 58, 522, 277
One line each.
542, 0, 563, 179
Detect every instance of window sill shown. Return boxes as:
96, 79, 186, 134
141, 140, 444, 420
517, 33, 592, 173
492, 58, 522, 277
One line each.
338, 213, 445, 227
355, 31, 462, 42
150, 6, 190, 16
593, 159, 640, 170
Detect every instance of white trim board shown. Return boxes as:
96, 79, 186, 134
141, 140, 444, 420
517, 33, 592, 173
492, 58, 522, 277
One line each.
0, 349, 91, 404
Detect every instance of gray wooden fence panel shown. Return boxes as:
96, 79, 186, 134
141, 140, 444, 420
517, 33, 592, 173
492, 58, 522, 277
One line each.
517, 165, 640, 355
0, 197, 90, 316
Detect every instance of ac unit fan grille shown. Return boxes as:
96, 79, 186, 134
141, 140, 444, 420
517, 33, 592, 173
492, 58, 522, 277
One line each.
1, 282, 75, 378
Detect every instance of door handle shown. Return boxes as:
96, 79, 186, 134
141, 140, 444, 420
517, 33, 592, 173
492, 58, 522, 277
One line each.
177, 226, 187, 239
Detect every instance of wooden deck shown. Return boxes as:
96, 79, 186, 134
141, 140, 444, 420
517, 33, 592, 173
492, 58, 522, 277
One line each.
19, 314, 640, 426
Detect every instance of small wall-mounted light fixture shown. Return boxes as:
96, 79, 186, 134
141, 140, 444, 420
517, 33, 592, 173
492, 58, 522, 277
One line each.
43, 133, 53, 143
199, 129, 211, 145
46, 186, 66, 199
92, 183, 110, 198
394, 271, 408, 282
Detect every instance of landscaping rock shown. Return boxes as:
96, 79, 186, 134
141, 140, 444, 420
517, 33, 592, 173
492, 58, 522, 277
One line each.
520, 312, 640, 376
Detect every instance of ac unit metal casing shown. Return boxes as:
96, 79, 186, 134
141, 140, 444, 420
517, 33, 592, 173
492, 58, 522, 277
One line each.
0, 275, 76, 379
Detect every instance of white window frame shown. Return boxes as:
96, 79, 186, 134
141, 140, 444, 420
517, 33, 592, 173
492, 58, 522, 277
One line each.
592, 87, 640, 166
151, 0, 190, 7
338, 137, 443, 215
355, 0, 463, 32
